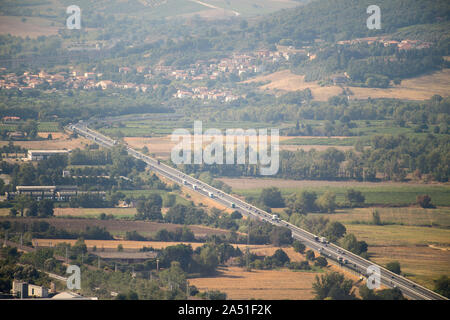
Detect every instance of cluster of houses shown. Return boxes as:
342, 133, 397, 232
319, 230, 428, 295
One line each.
0, 68, 151, 93
337, 37, 432, 50
150, 50, 292, 82
0, 47, 299, 102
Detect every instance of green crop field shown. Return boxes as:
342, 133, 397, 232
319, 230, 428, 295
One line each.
232, 185, 450, 207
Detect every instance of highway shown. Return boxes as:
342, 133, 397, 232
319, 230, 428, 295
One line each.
68, 122, 447, 300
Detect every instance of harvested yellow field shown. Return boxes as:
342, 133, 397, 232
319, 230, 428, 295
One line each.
250, 246, 306, 263
125, 135, 301, 160
0, 133, 90, 150
245, 68, 450, 101
189, 266, 318, 300
368, 245, 450, 289
37, 132, 66, 139
33, 239, 269, 251
244, 69, 343, 101
349, 69, 450, 100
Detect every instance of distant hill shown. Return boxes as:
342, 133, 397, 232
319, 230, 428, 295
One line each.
258, 0, 450, 44
0, 0, 309, 23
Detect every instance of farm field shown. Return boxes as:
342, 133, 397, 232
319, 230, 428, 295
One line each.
189, 264, 362, 300
245, 68, 450, 101
367, 245, 449, 290
189, 266, 318, 300
32, 238, 268, 252
124, 133, 303, 159
0, 217, 231, 238
0, 133, 90, 150
243, 69, 343, 101
348, 69, 450, 100
313, 207, 450, 228
345, 225, 450, 248
222, 179, 450, 206
343, 224, 450, 289
53, 207, 137, 219
0, 15, 59, 38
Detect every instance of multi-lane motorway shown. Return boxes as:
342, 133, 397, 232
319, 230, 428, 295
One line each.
68, 122, 447, 300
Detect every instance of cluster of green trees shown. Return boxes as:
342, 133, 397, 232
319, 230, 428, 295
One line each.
0, 142, 27, 155
0, 220, 113, 241
0, 246, 51, 295
312, 271, 406, 300
9, 196, 54, 217
125, 227, 196, 243
185, 133, 449, 182
157, 242, 241, 276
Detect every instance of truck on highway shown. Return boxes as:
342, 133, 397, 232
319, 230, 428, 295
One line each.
271, 214, 280, 222
192, 184, 198, 190
230, 202, 236, 208
208, 192, 214, 198
182, 180, 187, 185
319, 237, 328, 244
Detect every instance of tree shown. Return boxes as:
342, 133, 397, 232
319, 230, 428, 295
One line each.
316, 191, 336, 213
38, 199, 54, 217
416, 195, 434, 208
312, 272, 356, 300
155, 229, 171, 241
271, 249, 290, 267
193, 245, 219, 275
15, 195, 32, 217
346, 189, 365, 207
292, 191, 317, 214
117, 244, 124, 252
323, 221, 346, 242
9, 208, 18, 216
292, 240, 306, 254
434, 275, 450, 298
230, 211, 242, 220
386, 261, 401, 275
371, 209, 382, 225
305, 250, 315, 261
259, 187, 285, 208
269, 226, 292, 246
359, 286, 405, 300
160, 244, 193, 271
340, 234, 368, 255
135, 194, 163, 220
315, 256, 328, 267
25, 201, 38, 217
159, 261, 187, 291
